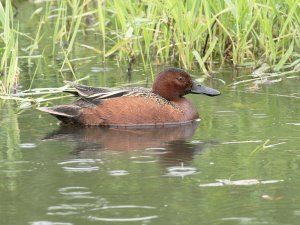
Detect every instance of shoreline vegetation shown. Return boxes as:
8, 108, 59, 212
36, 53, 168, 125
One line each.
0, 0, 299, 99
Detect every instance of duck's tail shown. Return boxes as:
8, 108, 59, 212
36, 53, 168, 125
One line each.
37, 105, 82, 124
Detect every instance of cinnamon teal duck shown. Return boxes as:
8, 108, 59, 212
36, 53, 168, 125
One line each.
38, 68, 220, 127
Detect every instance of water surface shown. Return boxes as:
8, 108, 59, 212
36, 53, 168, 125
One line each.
1, 70, 300, 225
1, 2, 300, 225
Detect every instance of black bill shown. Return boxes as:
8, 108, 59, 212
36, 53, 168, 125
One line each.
190, 81, 221, 96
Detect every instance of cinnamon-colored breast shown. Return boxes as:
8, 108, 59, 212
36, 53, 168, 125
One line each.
78, 96, 199, 126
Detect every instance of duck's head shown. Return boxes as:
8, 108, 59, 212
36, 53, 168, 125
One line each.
152, 67, 220, 101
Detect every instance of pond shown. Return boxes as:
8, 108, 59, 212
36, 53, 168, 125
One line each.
1, 2, 300, 225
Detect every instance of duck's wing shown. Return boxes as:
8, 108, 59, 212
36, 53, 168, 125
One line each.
64, 81, 118, 98
64, 81, 151, 101
38, 83, 152, 124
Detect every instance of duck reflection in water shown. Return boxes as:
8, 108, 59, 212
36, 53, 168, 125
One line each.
44, 122, 207, 167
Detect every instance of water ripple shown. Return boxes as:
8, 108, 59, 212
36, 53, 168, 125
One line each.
47, 187, 104, 217
222, 140, 263, 144
287, 122, 300, 126
252, 113, 268, 118
47, 211, 79, 216
19, 143, 37, 148
200, 179, 284, 187
45, 186, 158, 223
130, 156, 158, 164
58, 159, 102, 172
108, 170, 129, 176
97, 205, 156, 210
221, 217, 256, 223
88, 215, 158, 222
31, 221, 73, 225
165, 166, 198, 177
145, 147, 169, 155
61, 166, 100, 172
58, 187, 93, 198
88, 205, 158, 222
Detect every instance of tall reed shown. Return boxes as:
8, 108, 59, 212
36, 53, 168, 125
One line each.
95, 0, 299, 72
15, 0, 300, 73
1, 0, 299, 96
0, 0, 19, 94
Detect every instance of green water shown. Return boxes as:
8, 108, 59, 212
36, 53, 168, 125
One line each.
1, 2, 300, 225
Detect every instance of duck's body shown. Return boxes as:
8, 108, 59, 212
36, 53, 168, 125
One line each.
38, 68, 220, 127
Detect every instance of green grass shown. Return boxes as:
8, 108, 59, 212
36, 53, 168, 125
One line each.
0, 0, 19, 94
35, 0, 299, 72
94, 0, 299, 71
0, 0, 299, 95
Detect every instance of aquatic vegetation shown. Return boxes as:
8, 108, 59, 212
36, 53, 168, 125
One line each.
0, 0, 300, 96
0, 0, 19, 94
87, 0, 299, 71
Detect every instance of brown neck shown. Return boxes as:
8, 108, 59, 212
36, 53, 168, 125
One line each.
152, 82, 182, 101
